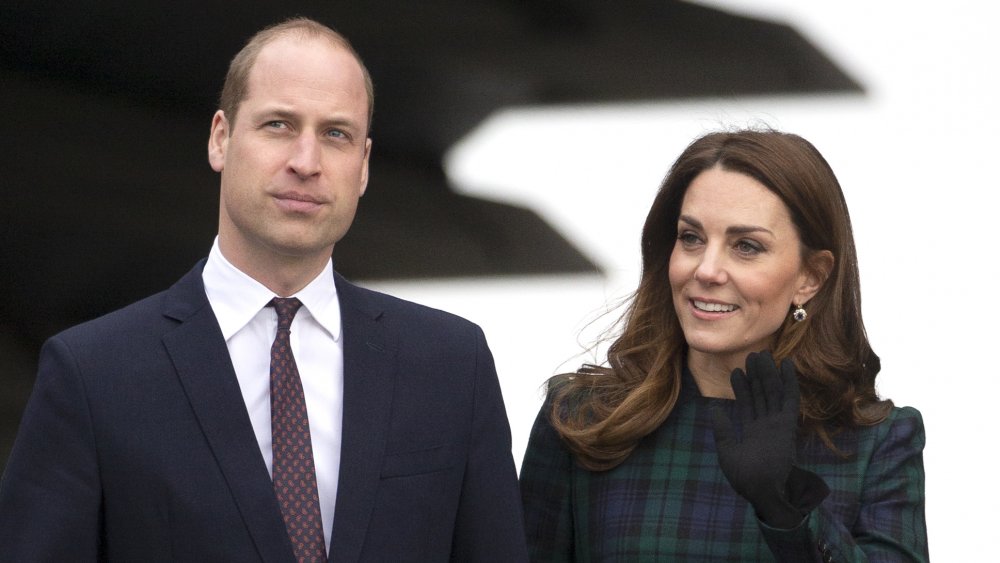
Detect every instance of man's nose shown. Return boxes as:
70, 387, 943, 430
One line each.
287, 135, 321, 178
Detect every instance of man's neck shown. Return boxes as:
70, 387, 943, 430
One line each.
217, 236, 332, 297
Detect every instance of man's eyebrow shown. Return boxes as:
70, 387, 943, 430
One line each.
317, 116, 361, 130
248, 109, 363, 138
253, 107, 296, 120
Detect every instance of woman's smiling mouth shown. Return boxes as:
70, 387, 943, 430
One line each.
692, 300, 738, 313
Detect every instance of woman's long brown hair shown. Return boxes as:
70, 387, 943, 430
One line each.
549, 130, 892, 471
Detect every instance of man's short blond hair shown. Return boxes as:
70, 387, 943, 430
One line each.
218, 17, 374, 134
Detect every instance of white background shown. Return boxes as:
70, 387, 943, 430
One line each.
366, 1, 999, 559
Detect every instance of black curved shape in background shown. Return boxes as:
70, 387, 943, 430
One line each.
0, 0, 862, 471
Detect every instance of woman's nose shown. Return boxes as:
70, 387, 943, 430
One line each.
693, 247, 728, 285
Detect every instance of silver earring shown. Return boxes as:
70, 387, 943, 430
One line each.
792, 305, 807, 322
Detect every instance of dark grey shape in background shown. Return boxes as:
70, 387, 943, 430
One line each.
1, 0, 861, 472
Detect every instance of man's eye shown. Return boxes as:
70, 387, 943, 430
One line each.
326, 129, 345, 139
265, 121, 286, 129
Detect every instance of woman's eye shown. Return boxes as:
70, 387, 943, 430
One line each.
735, 239, 763, 255
678, 231, 701, 245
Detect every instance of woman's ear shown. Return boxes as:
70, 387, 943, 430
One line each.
796, 250, 835, 305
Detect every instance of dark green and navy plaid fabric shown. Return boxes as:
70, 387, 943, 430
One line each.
520, 370, 928, 562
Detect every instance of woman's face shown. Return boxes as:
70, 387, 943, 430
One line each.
668, 166, 818, 371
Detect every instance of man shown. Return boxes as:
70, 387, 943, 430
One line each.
0, 17, 528, 562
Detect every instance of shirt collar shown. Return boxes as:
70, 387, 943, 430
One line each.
202, 237, 341, 342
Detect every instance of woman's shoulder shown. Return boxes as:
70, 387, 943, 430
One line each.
879, 404, 924, 433
546, 371, 601, 410
886, 405, 923, 425
857, 404, 926, 454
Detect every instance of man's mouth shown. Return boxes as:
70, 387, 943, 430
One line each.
273, 191, 325, 213
275, 191, 323, 204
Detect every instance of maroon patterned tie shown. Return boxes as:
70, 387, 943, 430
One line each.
269, 297, 326, 562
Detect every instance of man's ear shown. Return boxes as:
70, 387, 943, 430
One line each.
208, 110, 229, 172
795, 250, 835, 305
358, 137, 372, 196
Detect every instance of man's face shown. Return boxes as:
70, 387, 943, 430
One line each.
208, 35, 371, 275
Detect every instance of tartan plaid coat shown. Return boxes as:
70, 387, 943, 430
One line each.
520, 370, 928, 562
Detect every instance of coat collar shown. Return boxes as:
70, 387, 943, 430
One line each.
161, 262, 398, 563
161, 261, 297, 562
328, 273, 397, 562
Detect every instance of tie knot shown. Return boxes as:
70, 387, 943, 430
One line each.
269, 297, 303, 331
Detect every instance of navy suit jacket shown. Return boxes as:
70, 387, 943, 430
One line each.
0, 261, 528, 562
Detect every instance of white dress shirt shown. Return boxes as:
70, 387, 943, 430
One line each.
202, 238, 343, 545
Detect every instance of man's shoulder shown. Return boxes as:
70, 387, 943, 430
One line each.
54, 263, 206, 347
54, 289, 173, 344
335, 276, 481, 334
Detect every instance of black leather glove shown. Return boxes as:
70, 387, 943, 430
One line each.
712, 351, 828, 529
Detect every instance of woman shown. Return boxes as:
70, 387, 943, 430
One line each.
520, 130, 928, 561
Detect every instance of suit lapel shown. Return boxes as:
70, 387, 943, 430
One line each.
329, 274, 396, 563
161, 263, 295, 563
